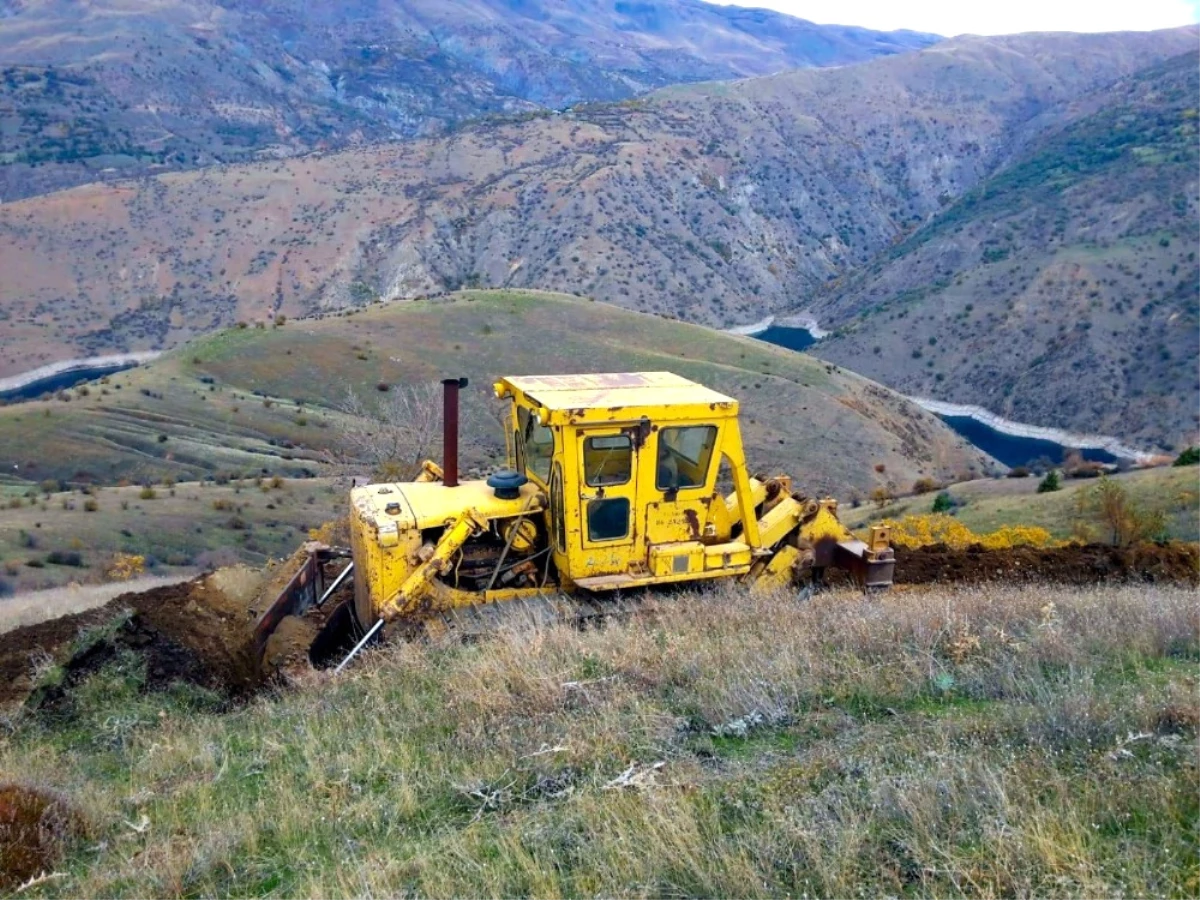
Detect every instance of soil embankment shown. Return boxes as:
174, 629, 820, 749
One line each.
895, 541, 1199, 586
0, 571, 265, 711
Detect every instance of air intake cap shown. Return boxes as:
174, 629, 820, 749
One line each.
486, 469, 528, 500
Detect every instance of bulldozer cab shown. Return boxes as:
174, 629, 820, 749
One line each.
495, 373, 758, 590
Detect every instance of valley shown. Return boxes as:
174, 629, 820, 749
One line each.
0, 28, 1196, 451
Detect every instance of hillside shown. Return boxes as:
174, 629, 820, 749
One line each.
0, 290, 993, 498
0, 0, 936, 199
808, 52, 1200, 450
1, 29, 1194, 384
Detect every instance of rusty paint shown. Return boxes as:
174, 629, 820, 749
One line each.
684, 509, 701, 540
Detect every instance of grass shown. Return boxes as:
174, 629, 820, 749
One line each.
0, 290, 989, 496
1, 581, 1196, 897
845, 466, 1200, 543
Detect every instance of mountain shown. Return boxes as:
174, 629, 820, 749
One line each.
0, 28, 1195, 448
0, 290, 993, 494
0, 0, 937, 199
806, 51, 1200, 450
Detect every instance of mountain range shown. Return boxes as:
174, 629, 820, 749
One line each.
0, 9, 1195, 451
0, 0, 936, 198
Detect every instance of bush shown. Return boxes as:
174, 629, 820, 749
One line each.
912, 477, 939, 495
45, 550, 84, 567
869, 486, 892, 508
1173, 447, 1199, 466
1008, 466, 1031, 478
139, 487, 157, 500
931, 491, 954, 513
83, 498, 99, 512
1036, 471, 1061, 493
1073, 476, 1167, 546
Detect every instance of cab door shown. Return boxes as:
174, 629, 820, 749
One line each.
576, 428, 640, 574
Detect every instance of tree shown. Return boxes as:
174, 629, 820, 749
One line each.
931, 491, 953, 513
1173, 447, 1199, 467
1073, 476, 1167, 547
333, 383, 443, 481
1036, 470, 1061, 493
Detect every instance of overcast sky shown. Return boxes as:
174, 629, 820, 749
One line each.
724, 0, 1200, 36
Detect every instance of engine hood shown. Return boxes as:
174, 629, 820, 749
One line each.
351, 477, 544, 533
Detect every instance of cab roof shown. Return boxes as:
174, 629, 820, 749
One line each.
496, 372, 738, 423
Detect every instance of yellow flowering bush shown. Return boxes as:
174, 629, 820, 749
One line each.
879, 514, 1061, 550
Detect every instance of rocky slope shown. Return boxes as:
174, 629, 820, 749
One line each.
807, 52, 1200, 450
0, 0, 936, 199
0, 28, 1195, 448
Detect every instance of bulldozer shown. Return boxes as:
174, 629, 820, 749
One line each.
256, 372, 895, 669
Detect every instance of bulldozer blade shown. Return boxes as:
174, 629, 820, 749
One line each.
251, 545, 352, 662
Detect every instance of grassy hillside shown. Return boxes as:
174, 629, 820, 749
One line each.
1, 581, 1196, 896
1, 30, 1195, 380
811, 51, 1200, 450
0, 478, 345, 596
0, 290, 992, 497
843, 465, 1200, 543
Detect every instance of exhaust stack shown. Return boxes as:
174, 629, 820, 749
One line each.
441, 377, 468, 488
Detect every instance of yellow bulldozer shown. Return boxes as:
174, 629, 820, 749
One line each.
257, 373, 894, 670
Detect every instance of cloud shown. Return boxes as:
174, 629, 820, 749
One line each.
725, 0, 1200, 36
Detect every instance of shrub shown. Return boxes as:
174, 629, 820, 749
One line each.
912, 477, 939, 495
83, 498, 99, 512
139, 487, 157, 500
212, 499, 235, 512
106, 553, 146, 581
931, 491, 954, 513
1173, 447, 1199, 466
1074, 476, 1167, 546
869, 486, 892, 508
1008, 466, 1031, 478
45, 550, 84, 567
25, 558, 45, 568
1036, 471, 1061, 493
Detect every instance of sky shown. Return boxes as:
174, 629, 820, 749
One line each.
724, 0, 1200, 36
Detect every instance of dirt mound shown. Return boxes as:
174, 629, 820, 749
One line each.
0, 572, 266, 712
0, 784, 85, 891
895, 541, 1199, 586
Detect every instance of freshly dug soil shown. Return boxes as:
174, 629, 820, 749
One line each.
895, 541, 1199, 586
0, 572, 265, 712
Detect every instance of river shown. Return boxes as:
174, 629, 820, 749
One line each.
749, 326, 1135, 468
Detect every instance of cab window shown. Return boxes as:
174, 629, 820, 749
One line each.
517, 407, 554, 484
656, 425, 716, 491
583, 434, 632, 486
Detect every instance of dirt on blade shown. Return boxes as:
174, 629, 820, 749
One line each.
895, 541, 1200, 586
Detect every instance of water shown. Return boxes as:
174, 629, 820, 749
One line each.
0, 364, 137, 402
752, 327, 1121, 468
754, 326, 816, 352
939, 415, 1118, 469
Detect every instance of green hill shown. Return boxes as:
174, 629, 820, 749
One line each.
0, 291, 991, 498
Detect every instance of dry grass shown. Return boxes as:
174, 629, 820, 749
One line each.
0, 575, 193, 635
1, 581, 1196, 897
